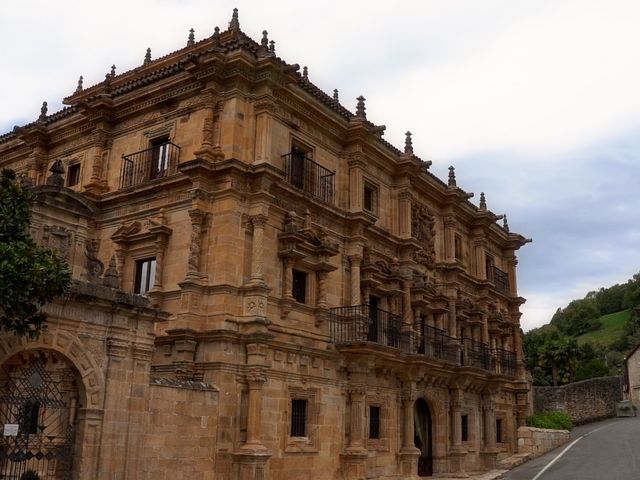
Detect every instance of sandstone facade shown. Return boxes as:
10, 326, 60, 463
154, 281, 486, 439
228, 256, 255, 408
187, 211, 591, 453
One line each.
0, 10, 530, 479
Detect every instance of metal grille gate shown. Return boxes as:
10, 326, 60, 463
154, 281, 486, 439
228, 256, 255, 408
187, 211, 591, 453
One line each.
0, 357, 75, 480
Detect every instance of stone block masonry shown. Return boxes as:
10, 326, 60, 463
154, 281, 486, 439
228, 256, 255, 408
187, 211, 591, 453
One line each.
534, 376, 622, 424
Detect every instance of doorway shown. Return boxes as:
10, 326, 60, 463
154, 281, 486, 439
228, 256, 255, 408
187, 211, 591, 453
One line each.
414, 398, 433, 476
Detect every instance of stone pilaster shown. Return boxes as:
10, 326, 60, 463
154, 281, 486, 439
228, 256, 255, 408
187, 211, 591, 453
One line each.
186, 208, 206, 279
398, 191, 413, 239
248, 214, 268, 286
349, 254, 362, 306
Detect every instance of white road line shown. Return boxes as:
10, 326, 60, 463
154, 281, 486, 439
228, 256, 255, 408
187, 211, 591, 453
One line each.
530, 422, 616, 480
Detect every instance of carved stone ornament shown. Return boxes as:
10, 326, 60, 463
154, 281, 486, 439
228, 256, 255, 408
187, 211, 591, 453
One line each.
42, 224, 73, 262
411, 203, 436, 268
85, 239, 105, 281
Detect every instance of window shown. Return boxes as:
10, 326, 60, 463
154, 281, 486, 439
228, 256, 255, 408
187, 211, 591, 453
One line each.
461, 414, 468, 442
67, 163, 81, 187
363, 183, 377, 213
289, 140, 312, 190
291, 399, 307, 437
135, 258, 157, 294
454, 234, 463, 261
150, 136, 170, 179
485, 253, 495, 278
496, 418, 503, 443
292, 269, 307, 304
21, 400, 40, 435
369, 406, 381, 439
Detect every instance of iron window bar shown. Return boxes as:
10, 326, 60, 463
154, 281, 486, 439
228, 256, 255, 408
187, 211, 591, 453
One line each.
119, 141, 181, 189
281, 152, 335, 204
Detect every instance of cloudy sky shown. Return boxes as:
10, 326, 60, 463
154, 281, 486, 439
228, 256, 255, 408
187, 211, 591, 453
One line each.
1, 0, 639, 330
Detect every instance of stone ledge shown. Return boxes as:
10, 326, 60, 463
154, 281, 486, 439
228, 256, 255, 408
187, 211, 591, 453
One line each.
150, 377, 218, 391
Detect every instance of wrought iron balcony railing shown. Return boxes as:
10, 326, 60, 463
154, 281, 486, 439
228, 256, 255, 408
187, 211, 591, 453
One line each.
461, 337, 493, 371
281, 152, 335, 204
494, 348, 517, 377
329, 305, 518, 377
119, 142, 181, 189
418, 325, 461, 365
487, 265, 510, 295
329, 304, 409, 350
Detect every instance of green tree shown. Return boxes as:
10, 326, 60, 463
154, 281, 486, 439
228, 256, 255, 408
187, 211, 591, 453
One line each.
538, 337, 579, 386
623, 273, 640, 309
0, 169, 71, 337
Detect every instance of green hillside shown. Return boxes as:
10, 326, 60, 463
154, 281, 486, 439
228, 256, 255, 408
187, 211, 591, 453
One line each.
576, 309, 632, 347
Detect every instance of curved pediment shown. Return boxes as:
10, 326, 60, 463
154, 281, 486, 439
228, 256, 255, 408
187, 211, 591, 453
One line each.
33, 185, 98, 217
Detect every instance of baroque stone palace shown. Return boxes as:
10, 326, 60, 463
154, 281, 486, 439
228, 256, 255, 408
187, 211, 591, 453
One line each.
0, 9, 531, 480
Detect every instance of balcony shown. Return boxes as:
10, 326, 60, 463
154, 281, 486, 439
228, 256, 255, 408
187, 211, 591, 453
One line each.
329, 304, 409, 350
461, 337, 493, 371
281, 152, 335, 204
329, 308, 518, 376
120, 141, 181, 189
418, 325, 460, 365
487, 265, 510, 295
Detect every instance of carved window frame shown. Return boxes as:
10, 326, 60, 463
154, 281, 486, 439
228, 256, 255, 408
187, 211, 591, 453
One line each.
366, 395, 390, 452
285, 386, 319, 453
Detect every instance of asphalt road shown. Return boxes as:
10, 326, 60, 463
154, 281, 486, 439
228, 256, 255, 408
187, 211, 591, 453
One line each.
503, 416, 640, 480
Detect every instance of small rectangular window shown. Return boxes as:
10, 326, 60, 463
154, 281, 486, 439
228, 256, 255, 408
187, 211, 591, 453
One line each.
363, 184, 377, 212
135, 258, 157, 294
291, 399, 307, 437
461, 414, 468, 442
496, 418, 503, 443
292, 269, 307, 304
369, 406, 381, 439
454, 234, 463, 261
67, 163, 81, 187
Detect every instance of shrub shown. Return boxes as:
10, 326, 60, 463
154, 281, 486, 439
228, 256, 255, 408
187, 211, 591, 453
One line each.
526, 411, 573, 431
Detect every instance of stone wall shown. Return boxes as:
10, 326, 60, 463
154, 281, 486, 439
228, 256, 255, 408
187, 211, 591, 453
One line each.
138, 378, 219, 480
517, 426, 570, 456
534, 376, 622, 424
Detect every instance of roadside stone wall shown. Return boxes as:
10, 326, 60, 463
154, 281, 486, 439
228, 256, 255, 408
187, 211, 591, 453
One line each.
517, 426, 570, 456
534, 376, 622, 424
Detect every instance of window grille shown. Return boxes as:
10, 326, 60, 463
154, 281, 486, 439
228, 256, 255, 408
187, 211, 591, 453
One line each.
291, 399, 307, 437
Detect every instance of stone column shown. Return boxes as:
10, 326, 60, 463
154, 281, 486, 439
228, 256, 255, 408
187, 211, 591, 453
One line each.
283, 258, 294, 299
402, 276, 413, 324
152, 236, 168, 290
444, 216, 456, 262
398, 384, 420, 478
249, 214, 268, 286
473, 236, 487, 278
399, 192, 413, 239
317, 271, 328, 308
242, 368, 268, 452
449, 389, 467, 476
507, 253, 518, 295
346, 387, 366, 452
447, 296, 457, 338
482, 314, 490, 344
349, 255, 362, 306
348, 155, 365, 212
254, 109, 273, 165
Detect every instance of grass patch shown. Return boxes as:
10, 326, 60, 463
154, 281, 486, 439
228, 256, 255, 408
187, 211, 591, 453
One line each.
526, 411, 573, 431
576, 309, 631, 347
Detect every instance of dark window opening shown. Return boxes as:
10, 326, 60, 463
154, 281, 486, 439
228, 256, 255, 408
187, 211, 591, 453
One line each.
135, 258, 157, 294
67, 163, 81, 187
21, 400, 40, 435
367, 296, 380, 342
461, 414, 468, 442
292, 269, 307, 304
485, 253, 495, 277
364, 185, 375, 211
496, 418, 503, 443
454, 234, 463, 261
150, 136, 170, 179
290, 143, 311, 190
291, 399, 307, 437
369, 406, 381, 439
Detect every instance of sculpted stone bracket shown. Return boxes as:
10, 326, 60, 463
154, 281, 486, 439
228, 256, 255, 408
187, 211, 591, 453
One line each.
278, 210, 340, 270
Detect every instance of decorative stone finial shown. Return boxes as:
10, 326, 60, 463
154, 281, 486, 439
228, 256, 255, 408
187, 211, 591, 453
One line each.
212, 26, 220, 44
333, 89, 339, 102
302, 66, 308, 80
75, 75, 83, 94
110, 64, 116, 78
46, 159, 65, 186
229, 8, 240, 30
503, 214, 510, 232
187, 28, 195, 46
355, 95, 366, 119
448, 166, 457, 187
39, 101, 48, 121
144, 48, 152, 65
479, 192, 487, 210
269, 40, 275, 54
102, 255, 120, 289
261, 30, 269, 48
404, 131, 413, 155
